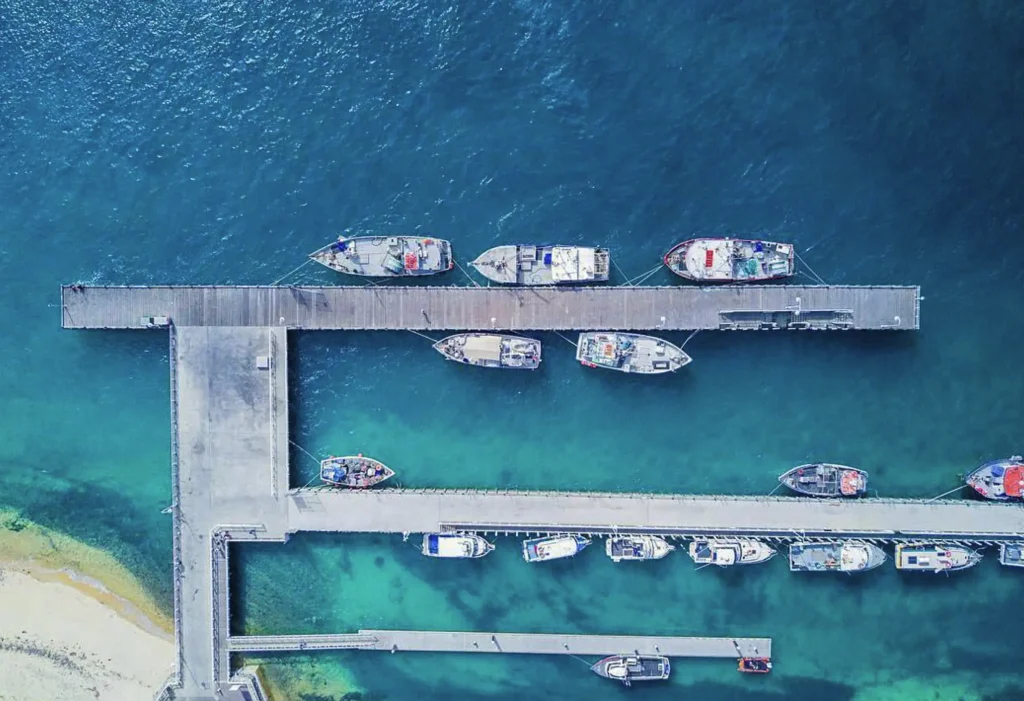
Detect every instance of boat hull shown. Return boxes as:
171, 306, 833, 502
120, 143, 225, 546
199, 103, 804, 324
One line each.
688, 538, 776, 566
590, 655, 670, 684
421, 533, 495, 559
778, 463, 868, 498
433, 333, 541, 370
965, 457, 1024, 501
605, 535, 674, 562
309, 236, 453, 278
789, 541, 887, 573
895, 543, 981, 572
319, 456, 395, 488
576, 332, 691, 374
471, 245, 610, 285
664, 238, 795, 282
522, 535, 590, 562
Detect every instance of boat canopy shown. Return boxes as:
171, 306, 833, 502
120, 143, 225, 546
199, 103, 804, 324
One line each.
463, 335, 502, 362
551, 246, 596, 282
433, 535, 472, 557
536, 537, 580, 559
714, 547, 737, 565
1004, 466, 1024, 497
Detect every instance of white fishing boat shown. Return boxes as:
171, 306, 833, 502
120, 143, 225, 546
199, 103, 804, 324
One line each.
470, 245, 610, 285
433, 333, 541, 370
894, 543, 981, 573
688, 538, 776, 567
664, 237, 795, 282
421, 533, 495, 559
605, 535, 674, 562
522, 534, 590, 563
309, 235, 453, 278
576, 332, 691, 374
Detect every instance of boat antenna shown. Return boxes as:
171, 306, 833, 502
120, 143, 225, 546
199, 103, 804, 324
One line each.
272, 258, 314, 286
553, 331, 577, 348
794, 251, 828, 285
924, 484, 971, 502
453, 260, 482, 287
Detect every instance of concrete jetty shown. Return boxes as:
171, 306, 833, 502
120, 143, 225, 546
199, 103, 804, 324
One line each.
228, 630, 770, 658
61, 284, 920, 331
287, 489, 1024, 542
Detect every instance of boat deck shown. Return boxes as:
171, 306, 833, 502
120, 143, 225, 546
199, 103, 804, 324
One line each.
61, 284, 920, 330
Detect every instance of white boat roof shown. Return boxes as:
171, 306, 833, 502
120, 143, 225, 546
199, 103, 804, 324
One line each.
436, 536, 473, 557
463, 334, 502, 363
840, 544, 869, 571
537, 537, 579, 559
551, 246, 597, 282
684, 239, 735, 280
712, 546, 738, 564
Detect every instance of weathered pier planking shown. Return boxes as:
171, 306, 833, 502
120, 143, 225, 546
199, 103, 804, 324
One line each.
61, 284, 920, 330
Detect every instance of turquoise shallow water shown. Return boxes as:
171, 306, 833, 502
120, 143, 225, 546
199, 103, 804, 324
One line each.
3, 1, 1024, 699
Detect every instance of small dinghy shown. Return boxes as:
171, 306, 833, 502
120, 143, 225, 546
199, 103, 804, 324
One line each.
470, 244, 610, 285
433, 333, 541, 370
688, 538, 776, 567
778, 463, 868, 497
605, 535, 674, 562
738, 657, 772, 674
522, 534, 590, 563
576, 332, 691, 374
999, 544, 1024, 568
895, 543, 981, 573
664, 238, 795, 282
965, 456, 1024, 501
789, 541, 887, 573
319, 455, 394, 488
421, 533, 494, 559
590, 655, 670, 686
309, 235, 453, 277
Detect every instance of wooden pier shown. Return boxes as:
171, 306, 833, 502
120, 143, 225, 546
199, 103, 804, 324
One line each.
228, 630, 770, 658
61, 284, 920, 331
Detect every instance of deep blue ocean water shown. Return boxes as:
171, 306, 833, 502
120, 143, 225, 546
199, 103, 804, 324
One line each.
2, 1, 1024, 699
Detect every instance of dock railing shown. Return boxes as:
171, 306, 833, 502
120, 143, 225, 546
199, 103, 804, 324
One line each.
167, 325, 184, 693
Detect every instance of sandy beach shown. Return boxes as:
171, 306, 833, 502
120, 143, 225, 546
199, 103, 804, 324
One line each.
0, 511, 173, 701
